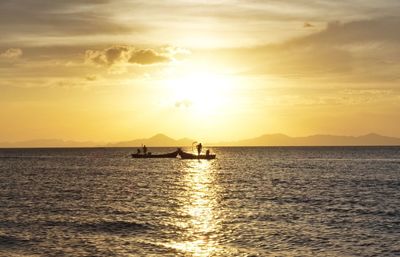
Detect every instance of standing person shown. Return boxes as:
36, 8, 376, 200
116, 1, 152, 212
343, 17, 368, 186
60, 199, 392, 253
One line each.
196, 143, 202, 155
143, 145, 147, 154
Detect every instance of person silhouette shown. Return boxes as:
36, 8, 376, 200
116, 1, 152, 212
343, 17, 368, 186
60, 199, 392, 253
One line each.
143, 145, 147, 154
196, 143, 202, 155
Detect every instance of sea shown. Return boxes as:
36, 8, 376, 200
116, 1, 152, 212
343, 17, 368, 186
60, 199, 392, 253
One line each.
0, 147, 399, 257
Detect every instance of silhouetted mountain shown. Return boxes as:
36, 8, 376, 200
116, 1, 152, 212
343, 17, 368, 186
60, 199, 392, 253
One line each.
221, 133, 400, 146
107, 134, 194, 147
2, 133, 400, 148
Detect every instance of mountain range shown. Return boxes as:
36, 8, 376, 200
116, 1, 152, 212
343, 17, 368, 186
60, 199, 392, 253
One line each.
106, 134, 194, 147
1, 133, 400, 148
218, 133, 400, 146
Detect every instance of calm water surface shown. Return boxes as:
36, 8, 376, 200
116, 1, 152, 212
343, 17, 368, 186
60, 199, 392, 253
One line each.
0, 147, 399, 256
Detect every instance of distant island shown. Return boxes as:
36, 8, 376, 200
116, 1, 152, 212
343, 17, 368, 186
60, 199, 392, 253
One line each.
1, 133, 400, 148
217, 133, 400, 147
107, 134, 194, 147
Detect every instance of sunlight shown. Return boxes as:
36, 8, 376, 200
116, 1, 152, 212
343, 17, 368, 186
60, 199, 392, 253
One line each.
164, 160, 222, 256
167, 71, 233, 115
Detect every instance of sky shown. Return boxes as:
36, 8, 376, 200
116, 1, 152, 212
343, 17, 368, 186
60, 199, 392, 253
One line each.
1, 0, 400, 143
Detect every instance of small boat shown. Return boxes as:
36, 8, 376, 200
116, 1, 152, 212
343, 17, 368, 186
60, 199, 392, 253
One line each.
177, 149, 216, 160
131, 150, 179, 159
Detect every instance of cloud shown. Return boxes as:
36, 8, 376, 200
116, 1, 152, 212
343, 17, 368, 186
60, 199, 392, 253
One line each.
129, 49, 170, 65
291, 17, 400, 46
175, 99, 192, 108
2, 0, 400, 49
230, 16, 400, 83
0, 0, 134, 40
0, 48, 23, 58
85, 74, 98, 81
304, 22, 314, 28
85, 45, 173, 67
85, 46, 130, 67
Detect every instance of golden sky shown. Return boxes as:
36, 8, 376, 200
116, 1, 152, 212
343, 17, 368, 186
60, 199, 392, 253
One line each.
1, 0, 400, 142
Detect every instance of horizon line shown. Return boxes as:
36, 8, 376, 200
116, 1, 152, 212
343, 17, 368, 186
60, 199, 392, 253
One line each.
2, 132, 399, 143
1, 145, 400, 149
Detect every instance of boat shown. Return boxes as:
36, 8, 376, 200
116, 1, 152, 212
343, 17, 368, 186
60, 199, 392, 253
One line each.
177, 148, 216, 160
131, 150, 179, 158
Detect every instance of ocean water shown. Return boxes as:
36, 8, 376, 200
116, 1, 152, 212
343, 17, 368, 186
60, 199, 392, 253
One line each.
0, 147, 399, 257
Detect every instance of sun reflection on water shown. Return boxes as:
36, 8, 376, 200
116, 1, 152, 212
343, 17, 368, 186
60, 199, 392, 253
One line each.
166, 160, 221, 256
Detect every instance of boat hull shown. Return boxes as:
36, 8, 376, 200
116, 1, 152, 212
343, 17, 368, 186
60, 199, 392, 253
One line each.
131, 151, 179, 158
178, 150, 216, 160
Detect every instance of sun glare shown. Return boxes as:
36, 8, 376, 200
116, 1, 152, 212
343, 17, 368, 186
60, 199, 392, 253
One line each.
167, 71, 233, 114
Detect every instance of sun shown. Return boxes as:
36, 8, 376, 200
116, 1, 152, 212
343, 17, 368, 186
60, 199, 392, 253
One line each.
166, 71, 233, 114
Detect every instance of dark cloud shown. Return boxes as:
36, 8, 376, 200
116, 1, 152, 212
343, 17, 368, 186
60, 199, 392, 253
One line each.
129, 49, 170, 65
291, 17, 400, 46
2, 0, 400, 49
123, 0, 400, 24
230, 16, 400, 83
85, 45, 172, 67
85, 46, 130, 67
0, 0, 135, 38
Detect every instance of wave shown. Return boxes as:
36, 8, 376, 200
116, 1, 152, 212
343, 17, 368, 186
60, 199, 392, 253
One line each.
80, 220, 153, 233
0, 234, 29, 247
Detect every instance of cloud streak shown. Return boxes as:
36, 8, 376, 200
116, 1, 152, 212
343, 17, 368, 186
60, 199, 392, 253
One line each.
0, 48, 23, 59
223, 16, 400, 83
0, 0, 134, 41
